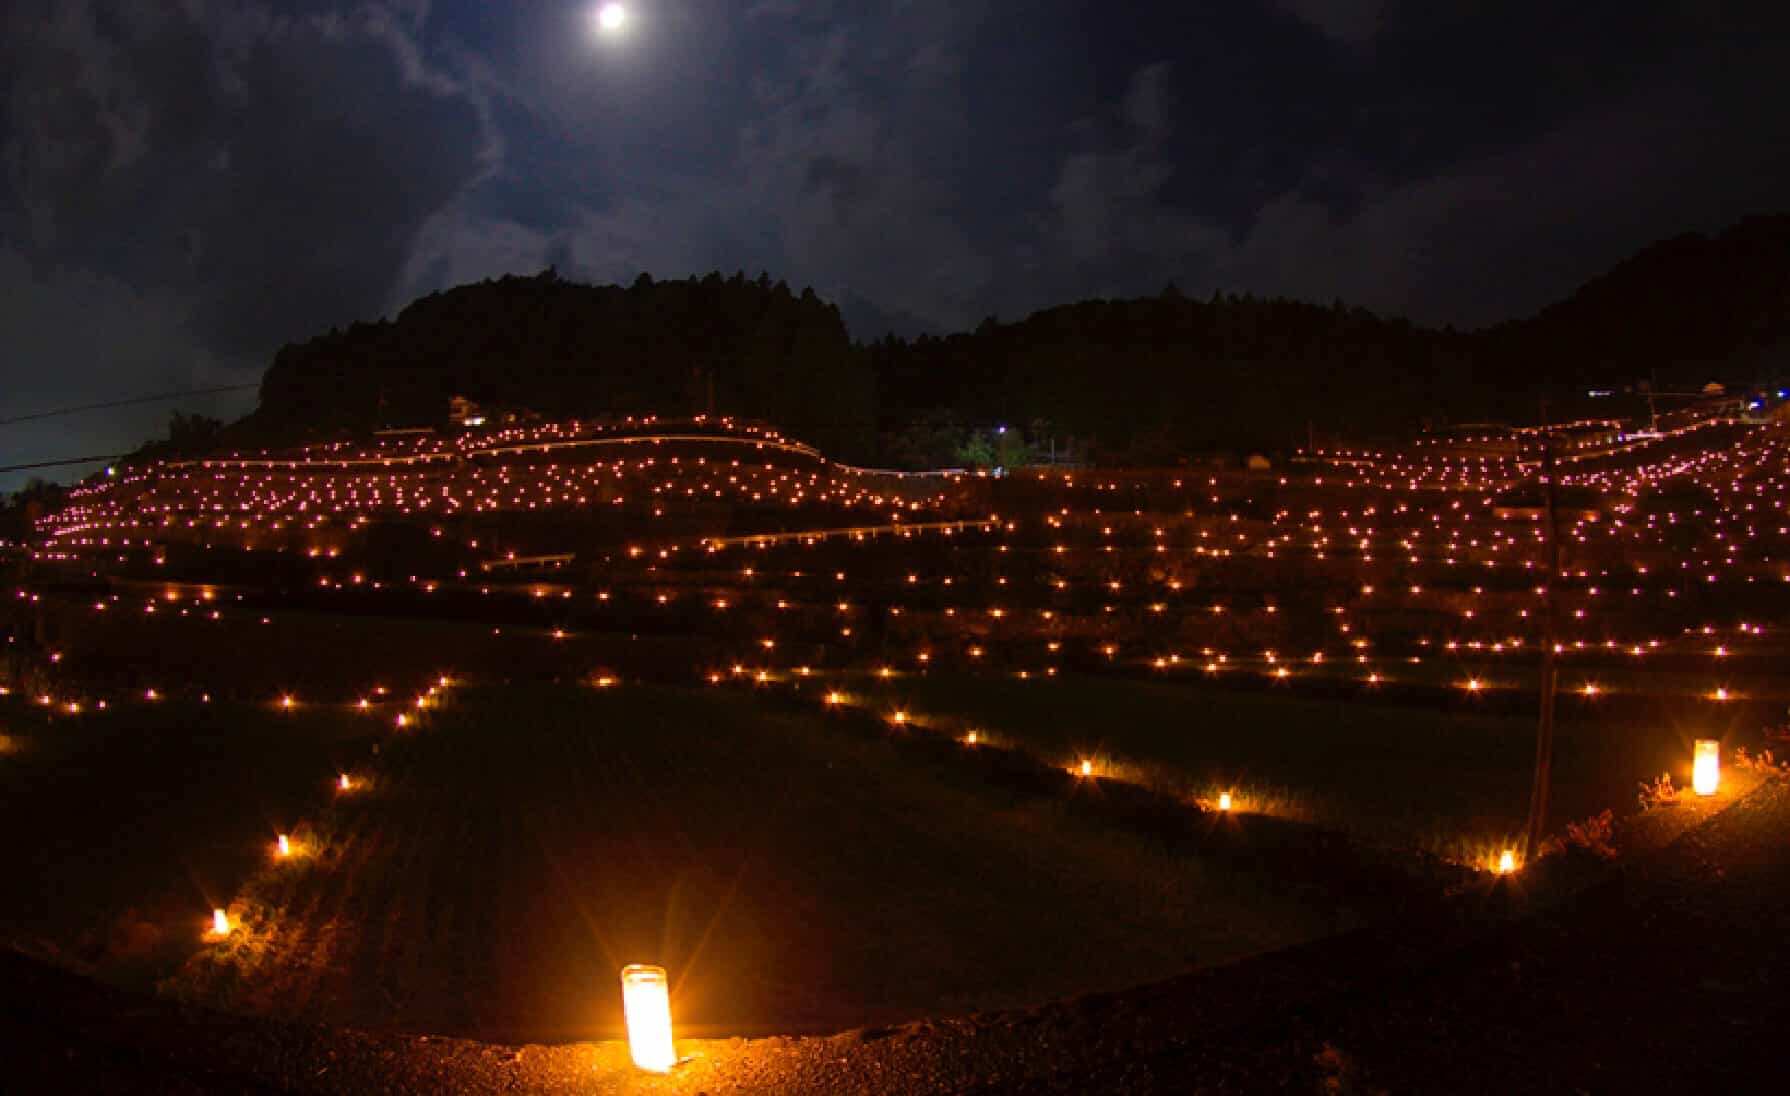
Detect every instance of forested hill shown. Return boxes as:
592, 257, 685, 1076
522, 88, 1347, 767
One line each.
865, 294, 1466, 459
245, 215, 1790, 464
1481, 214, 1790, 385
869, 215, 1790, 457
250, 270, 873, 460
873, 215, 1790, 456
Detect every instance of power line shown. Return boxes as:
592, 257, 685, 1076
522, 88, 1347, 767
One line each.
0, 383, 258, 429
0, 454, 127, 474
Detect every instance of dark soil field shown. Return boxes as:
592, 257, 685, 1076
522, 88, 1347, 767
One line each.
0, 698, 376, 987
3, 777, 1781, 1094
156, 685, 1340, 1042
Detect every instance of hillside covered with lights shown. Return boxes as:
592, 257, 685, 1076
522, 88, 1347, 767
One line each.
248, 271, 875, 463
10, 333, 1790, 1092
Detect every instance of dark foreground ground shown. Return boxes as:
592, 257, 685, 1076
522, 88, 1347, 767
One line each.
3, 779, 1786, 1093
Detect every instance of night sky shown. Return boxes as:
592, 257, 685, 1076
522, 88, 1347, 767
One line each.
4, 1, 1789, 482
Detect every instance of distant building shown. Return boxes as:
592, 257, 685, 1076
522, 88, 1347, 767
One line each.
449, 395, 486, 427
1546, 422, 1621, 455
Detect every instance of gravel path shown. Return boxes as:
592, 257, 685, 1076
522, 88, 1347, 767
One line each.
4, 780, 1786, 1093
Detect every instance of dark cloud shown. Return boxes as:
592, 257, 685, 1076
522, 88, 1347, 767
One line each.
7, 0, 1790, 483
1272, 0, 1387, 46
0, 247, 255, 485
2, 1, 493, 485
1047, 61, 1223, 278
393, 1, 1000, 334
3, 2, 495, 354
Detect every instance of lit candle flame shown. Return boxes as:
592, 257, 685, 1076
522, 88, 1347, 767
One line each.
620, 964, 676, 1073
1693, 739, 1720, 796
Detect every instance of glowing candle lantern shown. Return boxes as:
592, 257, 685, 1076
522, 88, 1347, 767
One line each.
277, 833, 291, 857
620, 964, 676, 1073
338, 773, 352, 792
1079, 759, 1094, 777
1496, 850, 1516, 875
211, 908, 231, 936
1693, 739, 1720, 797
1218, 792, 1233, 812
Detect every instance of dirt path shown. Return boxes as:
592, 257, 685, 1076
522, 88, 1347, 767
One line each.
3, 778, 1786, 1093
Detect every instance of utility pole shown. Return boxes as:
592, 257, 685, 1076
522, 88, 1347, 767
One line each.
1523, 402, 1561, 861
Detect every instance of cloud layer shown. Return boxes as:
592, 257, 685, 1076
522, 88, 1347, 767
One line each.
6, 0, 1790, 483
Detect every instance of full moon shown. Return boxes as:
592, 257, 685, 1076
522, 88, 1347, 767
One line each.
596, 3, 627, 33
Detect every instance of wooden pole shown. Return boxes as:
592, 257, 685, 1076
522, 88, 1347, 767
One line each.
1524, 408, 1561, 861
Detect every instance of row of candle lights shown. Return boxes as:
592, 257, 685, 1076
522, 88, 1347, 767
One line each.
169, 672, 681, 1074
735, 664, 1729, 880
7, 604, 1736, 1076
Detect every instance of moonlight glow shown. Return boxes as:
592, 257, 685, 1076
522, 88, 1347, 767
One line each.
595, 3, 627, 34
